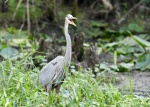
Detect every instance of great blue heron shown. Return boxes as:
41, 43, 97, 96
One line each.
35, 14, 77, 94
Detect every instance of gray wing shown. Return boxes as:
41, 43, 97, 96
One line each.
36, 56, 64, 86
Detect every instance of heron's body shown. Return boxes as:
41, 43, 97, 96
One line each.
39, 56, 64, 87
35, 14, 77, 94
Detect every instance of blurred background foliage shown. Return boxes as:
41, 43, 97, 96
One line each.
0, 0, 150, 71
0, 1, 150, 105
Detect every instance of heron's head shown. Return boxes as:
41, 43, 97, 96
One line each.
66, 14, 77, 26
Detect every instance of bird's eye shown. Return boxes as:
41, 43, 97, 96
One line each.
69, 19, 72, 22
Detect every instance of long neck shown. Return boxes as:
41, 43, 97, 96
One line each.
64, 20, 72, 67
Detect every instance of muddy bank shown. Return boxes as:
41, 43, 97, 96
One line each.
115, 71, 150, 97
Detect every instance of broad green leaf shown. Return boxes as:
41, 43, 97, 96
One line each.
135, 53, 150, 70
128, 23, 144, 32
118, 62, 134, 72
97, 47, 102, 54
90, 20, 108, 27
132, 36, 150, 47
10, 39, 32, 47
121, 37, 137, 46
100, 63, 110, 71
105, 42, 119, 47
87, 28, 100, 37
110, 65, 119, 71
120, 62, 134, 69
117, 47, 128, 54
128, 31, 150, 47
12, 39, 26, 44
0, 47, 18, 58
0, 31, 12, 39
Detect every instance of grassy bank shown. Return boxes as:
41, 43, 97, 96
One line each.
0, 54, 149, 107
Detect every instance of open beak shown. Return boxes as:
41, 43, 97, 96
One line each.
72, 17, 77, 19
70, 17, 77, 26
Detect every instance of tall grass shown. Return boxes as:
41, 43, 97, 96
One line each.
0, 54, 149, 107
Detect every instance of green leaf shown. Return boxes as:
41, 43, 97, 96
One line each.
12, 39, 26, 44
121, 37, 138, 46
133, 36, 150, 47
90, 21, 108, 28
100, 63, 110, 71
87, 28, 100, 37
0, 44, 2, 49
128, 23, 143, 32
83, 43, 90, 47
118, 62, 134, 72
105, 42, 119, 47
0, 47, 18, 58
135, 53, 150, 70
61, 89, 70, 98
110, 65, 119, 71
128, 31, 150, 48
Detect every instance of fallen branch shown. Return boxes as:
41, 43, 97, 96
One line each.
12, 0, 23, 20
5, 0, 8, 3
102, 0, 113, 11
90, 0, 99, 9
140, 5, 150, 11
26, 0, 31, 33
118, 0, 144, 24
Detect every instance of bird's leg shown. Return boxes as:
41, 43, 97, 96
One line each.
55, 84, 61, 94
46, 85, 52, 93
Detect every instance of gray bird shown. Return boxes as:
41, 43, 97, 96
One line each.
35, 14, 77, 94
